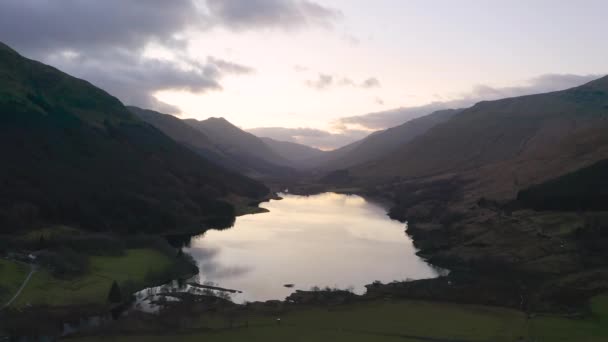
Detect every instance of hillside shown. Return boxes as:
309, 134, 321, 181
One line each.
518, 158, 608, 211
354, 76, 608, 201
0, 42, 268, 233
259, 137, 325, 164
310, 109, 461, 171
128, 106, 293, 179
184, 117, 300, 179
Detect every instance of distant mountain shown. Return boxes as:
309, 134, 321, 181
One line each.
259, 137, 325, 164
128, 106, 287, 179
128, 106, 223, 157
354, 76, 608, 201
184, 117, 303, 178
308, 109, 461, 171
0, 41, 268, 233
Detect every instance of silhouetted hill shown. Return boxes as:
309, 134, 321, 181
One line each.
0, 42, 268, 233
129, 106, 294, 179
355, 76, 608, 201
310, 109, 461, 171
184, 117, 300, 178
259, 137, 325, 164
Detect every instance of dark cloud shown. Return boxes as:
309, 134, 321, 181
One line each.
206, 0, 342, 31
336, 74, 604, 130
44, 50, 253, 115
0, 0, 338, 113
248, 127, 369, 150
306, 73, 382, 91
0, 0, 198, 56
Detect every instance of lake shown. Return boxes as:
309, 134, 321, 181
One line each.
184, 192, 441, 302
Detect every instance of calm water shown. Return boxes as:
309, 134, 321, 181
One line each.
185, 192, 440, 302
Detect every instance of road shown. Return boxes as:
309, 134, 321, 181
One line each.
1, 264, 36, 309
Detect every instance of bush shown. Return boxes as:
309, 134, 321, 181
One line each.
55, 234, 126, 256
125, 234, 176, 257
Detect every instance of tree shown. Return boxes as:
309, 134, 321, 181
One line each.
37, 235, 47, 250
108, 281, 122, 303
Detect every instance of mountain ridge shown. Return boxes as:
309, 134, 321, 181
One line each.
0, 41, 268, 233
353, 75, 608, 201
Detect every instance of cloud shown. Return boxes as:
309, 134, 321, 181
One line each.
42, 49, 253, 115
336, 73, 604, 130
342, 34, 360, 46
306, 74, 334, 90
361, 77, 381, 88
0, 0, 337, 113
306, 73, 382, 91
0, 0, 199, 56
206, 0, 342, 31
293, 64, 309, 72
248, 127, 369, 150
207, 56, 256, 75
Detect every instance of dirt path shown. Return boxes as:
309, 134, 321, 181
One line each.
2, 264, 36, 309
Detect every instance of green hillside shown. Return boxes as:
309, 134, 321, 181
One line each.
0, 42, 268, 234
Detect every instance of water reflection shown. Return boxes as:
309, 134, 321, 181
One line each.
185, 192, 440, 302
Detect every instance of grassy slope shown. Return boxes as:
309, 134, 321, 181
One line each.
0, 259, 29, 304
314, 109, 461, 172
78, 300, 528, 342
353, 76, 608, 202
75, 295, 608, 341
529, 295, 608, 341
12, 249, 171, 307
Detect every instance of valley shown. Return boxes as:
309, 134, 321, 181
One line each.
1, 8, 608, 340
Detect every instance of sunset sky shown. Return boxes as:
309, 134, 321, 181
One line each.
1, 0, 606, 149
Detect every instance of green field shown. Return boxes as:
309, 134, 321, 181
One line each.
12, 249, 172, 307
528, 295, 608, 342
74, 295, 608, 342
0, 259, 29, 304
77, 300, 528, 342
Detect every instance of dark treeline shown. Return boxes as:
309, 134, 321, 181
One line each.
517, 159, 608, 212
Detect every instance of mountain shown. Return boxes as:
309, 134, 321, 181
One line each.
354, 76, 608, 201
308, 109, 462, 171
184, 117, 301, 176
130, 107, 296, 179
128, 106, 225, 159
0, 42, 268, 233
259, 137, 325, 164
184, 117, 289, 166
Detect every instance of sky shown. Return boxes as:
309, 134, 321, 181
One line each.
1, 0, 607, 150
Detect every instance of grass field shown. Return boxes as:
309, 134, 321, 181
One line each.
0, 259, 29, 304
527, 295, 608, 342
12, 249, 172, 307
76, 300, 528, 342
74, 295, 608, 342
